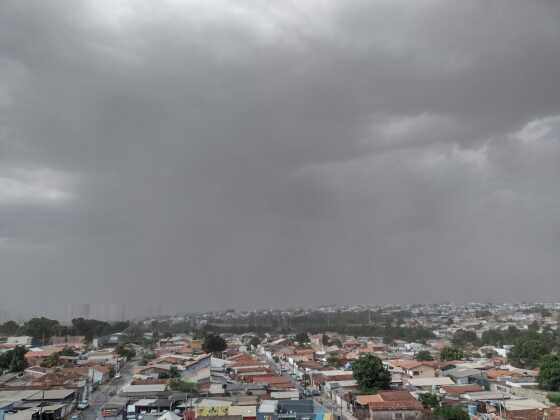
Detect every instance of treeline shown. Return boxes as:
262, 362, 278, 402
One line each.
203, 309, 414, 332
451, 325, 560, 370
0, 346, 27, 373
452, 324, 557, 348
199, 321, 434, 344
0, 317, 130, 344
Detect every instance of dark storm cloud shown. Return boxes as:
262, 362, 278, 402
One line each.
1, 0, 560, 319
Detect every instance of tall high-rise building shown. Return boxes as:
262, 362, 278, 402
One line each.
65, 303, 91, 324
88, 303, 127, 321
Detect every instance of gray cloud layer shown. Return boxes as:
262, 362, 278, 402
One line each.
1, 0, 560, 318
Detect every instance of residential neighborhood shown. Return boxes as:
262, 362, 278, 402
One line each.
2, 302, 560, 420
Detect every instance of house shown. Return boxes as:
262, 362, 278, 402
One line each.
23, 366, 49, 378
101, 396, 129, 420
30, 369, 89, 390
50, 336, 85, 348
269, 391, 300, 400
196, 399, 233, 417
250, 375, 293, 389
24, 348, 61, 366
5, 403, 72, 420
502, 398, 549, 420
90, 365, 112, 384
311, 370, 354, 387
443, 367, 483, 385
257, 400, 322, 420
22, 389, 79, 404
229, 405, 257, 420
120, 384, 168, 398
386, 360, 437, 378
86, 350, 118, 364
405, 376, 455, 391
6, 337, 33, 347
440, 384, 482, 397
135, 364, 176, 379
354, 391, 425, 420
93, 333, 127, 348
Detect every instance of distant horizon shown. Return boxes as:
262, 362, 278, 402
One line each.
2, 299, 560, 324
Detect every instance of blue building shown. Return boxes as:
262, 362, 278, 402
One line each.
257, 400, 327, 420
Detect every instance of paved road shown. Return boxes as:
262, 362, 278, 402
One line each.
81, 361, 137, 420
314, 396, 357, 420
256, 353, 356, 420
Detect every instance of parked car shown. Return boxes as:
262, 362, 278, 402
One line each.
77, 401, 89, 410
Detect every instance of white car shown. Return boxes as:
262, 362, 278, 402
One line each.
77, 401, 89, 410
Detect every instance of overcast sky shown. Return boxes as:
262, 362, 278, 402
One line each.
2, 0, 560, 319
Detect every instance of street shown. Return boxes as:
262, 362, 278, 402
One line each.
80, 361, 137, 420
257, 353, 355, 420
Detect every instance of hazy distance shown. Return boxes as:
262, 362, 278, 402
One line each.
2, 1, 560, 319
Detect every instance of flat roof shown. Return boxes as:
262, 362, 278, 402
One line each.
121, 384, 167, 393
134, 399, 158, 406
407, 377, 454, 386
463, 391, 510, 401
259, 400, 278, 414
0, 390, 40, 405
24, 389, 76, 400
197, 399, 232, 407
103, 396, 129, 409
504, 399, 548, 411
228, 406, 257, 417
270, 391, 299, 399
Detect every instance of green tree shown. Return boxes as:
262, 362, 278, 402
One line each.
548, 392, 560, 406
0, 346, 28, 373
434, 406, 469, 420
249, 336, 261, 349
352, 354, 391, 393
415, 350, 434, 361
419, 393, 440, 409
41, 352, 61, 368
539, 355, 560, 391
59, 347, 78, 357
327, 355, 343, 367
168, 379, 198, 393
331, 338, 342, 347
169, 365, 181, 378
509, 339, 550, 369
295, 332, 310, 345
202, 334, 227, 355
115, 344, 136, 360
452, 330, 479, 347
23, 317, 61, 344
440, 347, 464, 361
0, 320, 20, 336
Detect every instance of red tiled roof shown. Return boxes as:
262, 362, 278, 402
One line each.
389, 359, 437, 370
441, 384, 482, 395
356, 395, 383, 405
251, 375, 292, 385
366, 391, 424, 412
377, 391, 417, 401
